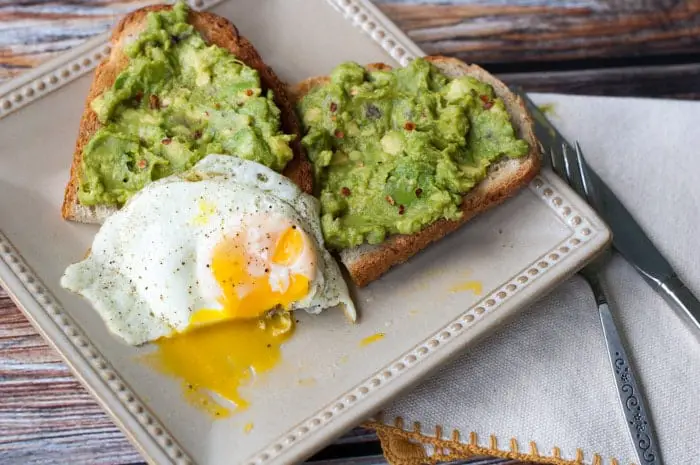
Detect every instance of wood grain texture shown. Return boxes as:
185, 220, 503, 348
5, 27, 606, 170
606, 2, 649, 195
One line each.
376, 0, 700, 64
1, 0, 700, 97
0, 1, 152, 81
0, 287, 144, 464
499, 61, 700, 99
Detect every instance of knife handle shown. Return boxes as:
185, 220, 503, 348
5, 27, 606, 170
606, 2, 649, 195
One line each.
659, 275, 700, 334
599, 304, 663, 465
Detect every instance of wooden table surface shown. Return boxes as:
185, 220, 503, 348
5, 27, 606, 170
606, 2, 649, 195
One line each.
2, 1, 700, 464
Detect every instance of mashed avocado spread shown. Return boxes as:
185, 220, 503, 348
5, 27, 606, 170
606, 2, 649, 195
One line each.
78, 1, 294, 206
298, 58, 529, 249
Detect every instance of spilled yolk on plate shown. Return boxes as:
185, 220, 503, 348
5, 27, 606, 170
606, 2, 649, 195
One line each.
360, 332, 385, 346
147, 227, 307, 417
149, 312, 294, 418
449, 280, 483, 295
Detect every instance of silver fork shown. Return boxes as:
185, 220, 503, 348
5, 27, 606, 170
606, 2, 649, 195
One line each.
549, 142, 663, 465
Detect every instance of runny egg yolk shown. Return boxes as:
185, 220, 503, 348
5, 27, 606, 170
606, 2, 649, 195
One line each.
149, 223, 310, 417
192, 224, 310, 325
150, 312, 294, 418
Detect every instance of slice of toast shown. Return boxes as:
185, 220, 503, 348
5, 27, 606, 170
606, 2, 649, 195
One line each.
62, 4, 312, 224
291, 56, 541, 287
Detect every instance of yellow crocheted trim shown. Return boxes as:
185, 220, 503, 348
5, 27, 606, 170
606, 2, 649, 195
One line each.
365, 416, 633, 465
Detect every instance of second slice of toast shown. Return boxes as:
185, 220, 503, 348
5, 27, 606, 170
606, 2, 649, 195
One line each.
292, 56, 540, 287
62, 4, 312, 224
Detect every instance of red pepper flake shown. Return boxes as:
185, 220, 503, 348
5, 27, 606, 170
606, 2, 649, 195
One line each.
161, 138, 172, 145
340, 187, 351, 197
214, 103, 221, 109
398, 205, 405, 215
245, 89, 254, 96
385, 195, 395, 206
480, 94, 494, 110
149, 94, 160, 110
330, 102, 338, 113
415, 188, 423, 197
334, 129, 344, 139
134, 91, 143, 103
137, 159, 148, 169
193, 130, 202, 140
404, 121, 416, 131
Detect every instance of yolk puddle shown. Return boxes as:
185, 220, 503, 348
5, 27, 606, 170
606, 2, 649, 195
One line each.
148, 313, 294, 418
145, 223, 308, 417
449, 280, 483, 295
360, 332, 385, 347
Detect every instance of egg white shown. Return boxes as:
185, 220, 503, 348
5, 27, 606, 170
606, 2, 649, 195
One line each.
61, 155, 356, 345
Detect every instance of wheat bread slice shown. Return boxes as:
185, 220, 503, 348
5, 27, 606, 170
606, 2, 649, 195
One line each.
62, 4, 312, 224
291, 56, 540, 287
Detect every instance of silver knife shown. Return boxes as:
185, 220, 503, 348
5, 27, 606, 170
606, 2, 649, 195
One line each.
517, 90, 700, 334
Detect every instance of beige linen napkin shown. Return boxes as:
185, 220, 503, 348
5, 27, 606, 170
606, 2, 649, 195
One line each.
367, 94, 700, 465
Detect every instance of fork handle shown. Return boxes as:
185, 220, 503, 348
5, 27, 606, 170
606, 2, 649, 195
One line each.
599, 303, 663, 465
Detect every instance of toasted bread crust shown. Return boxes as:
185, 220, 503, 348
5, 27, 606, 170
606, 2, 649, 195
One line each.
62, 5, 312, 223
292, 56, 540, 287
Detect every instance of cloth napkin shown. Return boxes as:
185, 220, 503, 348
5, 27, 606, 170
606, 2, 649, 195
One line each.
366, 93, 700, 465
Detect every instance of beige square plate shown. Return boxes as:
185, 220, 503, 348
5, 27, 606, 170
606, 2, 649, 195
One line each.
0, 1, 611, 464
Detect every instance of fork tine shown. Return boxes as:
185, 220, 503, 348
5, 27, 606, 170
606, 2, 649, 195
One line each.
562, 143, 587, 199
548, 147, 566, 179
574, 141, 592, 200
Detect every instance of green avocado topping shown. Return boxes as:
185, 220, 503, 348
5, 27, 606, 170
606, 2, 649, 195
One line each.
78, 1, 294, 206
297, 58, 529, 249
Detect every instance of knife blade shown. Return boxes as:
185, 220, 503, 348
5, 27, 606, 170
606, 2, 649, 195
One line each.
516, 89, 700, 334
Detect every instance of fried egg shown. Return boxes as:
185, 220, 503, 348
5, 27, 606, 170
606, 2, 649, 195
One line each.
61, 155, 356, 346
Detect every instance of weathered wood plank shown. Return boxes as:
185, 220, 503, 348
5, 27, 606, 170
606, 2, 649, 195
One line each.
0, 287, 145, 465
376, 0, 700, 64
0, 0, 158, 81
3, 0, 700, 83
500, 62, 700, 99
